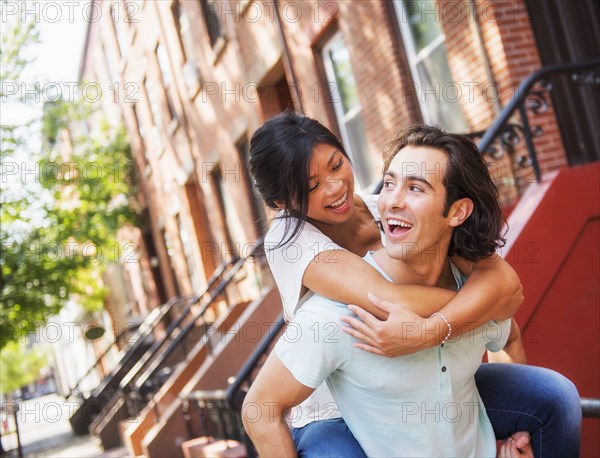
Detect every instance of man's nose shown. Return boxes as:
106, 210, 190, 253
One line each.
385, 188, 406, 209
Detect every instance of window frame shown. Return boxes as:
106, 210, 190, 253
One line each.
321, 31, 373, 189
171, 0, 202, 96
201, 0, 225, 53
154, 43, 179, 134
392, 0, 467, 131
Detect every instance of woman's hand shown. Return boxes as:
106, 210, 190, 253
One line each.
340, 293, 443, 357
498, 432, 534, 458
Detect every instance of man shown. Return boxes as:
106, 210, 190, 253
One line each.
242, 125, 530, 457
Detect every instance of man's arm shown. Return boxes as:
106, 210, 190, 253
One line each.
242, 352, 314, 458
487, 318, 527, 364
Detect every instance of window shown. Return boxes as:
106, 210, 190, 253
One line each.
141, 228, 167, 305
110, 4, 128, 58
172, 0, 201, 94
201, 0, 223, 48
144, 77, 162, 127
131, 103, 151, 168
176, 213, 201, 292
393, 0, 467, 132
208, 165, 236, 261
155, 44, 178, 124
131, 103, 144, 138
322, 32, 373, 189
162, 229, 181, 296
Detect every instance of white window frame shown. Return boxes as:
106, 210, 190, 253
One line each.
321, 32, 372, 189
393, 0, 467, 131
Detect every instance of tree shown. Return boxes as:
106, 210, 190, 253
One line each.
0, 340, 48, 395
1, 100, 139, 348
1, 1, 139, 349
1, 0, 47, 348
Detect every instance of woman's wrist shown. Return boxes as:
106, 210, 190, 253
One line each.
422, 313, 452, 348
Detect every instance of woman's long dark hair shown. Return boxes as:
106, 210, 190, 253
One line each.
249, 112, 350, 247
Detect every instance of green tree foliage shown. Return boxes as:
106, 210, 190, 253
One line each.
1, 102, 139, 349
1, 2, 139, 348
0, 340, 48, 394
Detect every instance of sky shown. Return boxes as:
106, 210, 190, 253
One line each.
4, 0, 90, 125
2, 0, 90, 234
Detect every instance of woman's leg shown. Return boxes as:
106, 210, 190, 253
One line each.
291, 418, 367, 458
476, 363, 582, 458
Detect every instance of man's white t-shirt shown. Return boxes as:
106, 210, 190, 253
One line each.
275, 252, 511, 457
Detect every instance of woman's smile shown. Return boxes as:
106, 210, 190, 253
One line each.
327, 192, 351, 214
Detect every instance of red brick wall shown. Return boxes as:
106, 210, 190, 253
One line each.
338, 0, 421, 169
438, 0, 498, 130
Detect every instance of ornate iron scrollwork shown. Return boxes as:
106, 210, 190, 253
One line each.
571, 70, 600, 86
526, 79, 552, 115
480, 122, 525, 162
476, 60, 600, 188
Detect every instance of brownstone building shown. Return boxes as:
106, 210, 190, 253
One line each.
78, 0, 599, 456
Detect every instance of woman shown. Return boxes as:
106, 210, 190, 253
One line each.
247, 112, 581, 457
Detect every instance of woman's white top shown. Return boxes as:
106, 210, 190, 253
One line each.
264, 193, 381, 321
263, 193, 381, 428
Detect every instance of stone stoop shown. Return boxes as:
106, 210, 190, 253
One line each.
181, 437, 246, 458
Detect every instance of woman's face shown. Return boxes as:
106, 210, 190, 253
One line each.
306, 143, 355, 225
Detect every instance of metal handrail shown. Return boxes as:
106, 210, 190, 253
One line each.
177, 312, 283, 458
374, 60, 599, 194
74, 295, 188, 400
90, 257, 236, 400
65, 321, 140, 399
118, 257, 237, 391
69, 257, 235, 433
581, 397, 600, 418
125, 239, 265, 401
477, 59, 600, 180
226, 314, 285, 406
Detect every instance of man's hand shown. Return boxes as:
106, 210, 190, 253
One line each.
340, 293, 437, 357
498, 431, 534, 457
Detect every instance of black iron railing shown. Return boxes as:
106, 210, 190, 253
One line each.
122, 239, 267, 414
581, 398, 600, 419
182, 313, 285, 458
91, 238, 267, 426
69, 254, 239, 402
476, 60, 600, 183
65, 321, 141, 400
373, 60, 600, 197
69, 256, 237, 434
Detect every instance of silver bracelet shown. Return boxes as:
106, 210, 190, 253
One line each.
430, 312, 452, 345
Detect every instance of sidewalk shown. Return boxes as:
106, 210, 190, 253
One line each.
1, 394, 131, 458
24, 434, 129, 458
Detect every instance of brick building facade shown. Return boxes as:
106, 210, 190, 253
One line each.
75, 1, 600, 455
80, 0, 578, 329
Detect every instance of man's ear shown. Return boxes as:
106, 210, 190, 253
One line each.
448, 198, 474, 227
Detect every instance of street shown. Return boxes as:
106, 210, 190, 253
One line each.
1, 394, 128, 458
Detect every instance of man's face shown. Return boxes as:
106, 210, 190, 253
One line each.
378, 145, 455, 263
